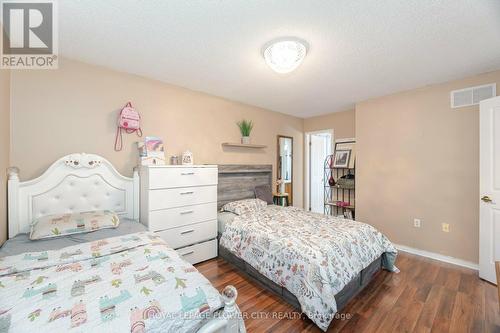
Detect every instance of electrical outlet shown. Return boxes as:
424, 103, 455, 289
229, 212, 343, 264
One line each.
442, 223, 450, 233
413, 218, 421, 228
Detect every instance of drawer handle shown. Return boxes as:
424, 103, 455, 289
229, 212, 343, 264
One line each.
180, 229, 195, 235
180, 210, 194, 215
181, 251, 194, 256
180, 191, 194, 195
181, 172, 195, 176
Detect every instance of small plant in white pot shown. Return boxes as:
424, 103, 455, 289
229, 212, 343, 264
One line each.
237, 120, 254, 144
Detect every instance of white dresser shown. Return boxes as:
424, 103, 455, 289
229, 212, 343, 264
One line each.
139, 165, 218, 264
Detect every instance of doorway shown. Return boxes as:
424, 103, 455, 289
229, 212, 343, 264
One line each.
305, 130, 333, 213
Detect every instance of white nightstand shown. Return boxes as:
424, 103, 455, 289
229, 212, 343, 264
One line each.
139, 165, 218, 264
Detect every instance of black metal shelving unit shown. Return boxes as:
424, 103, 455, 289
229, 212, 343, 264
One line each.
324, 154, 355, 218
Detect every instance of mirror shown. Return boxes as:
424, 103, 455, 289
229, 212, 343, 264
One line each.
277, 135, 293, 205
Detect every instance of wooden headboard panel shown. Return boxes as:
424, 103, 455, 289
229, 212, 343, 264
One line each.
217, 164, 272, 209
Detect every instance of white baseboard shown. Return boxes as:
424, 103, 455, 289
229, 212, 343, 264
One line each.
394, 243, 478, 271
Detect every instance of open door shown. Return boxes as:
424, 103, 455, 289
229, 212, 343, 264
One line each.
308, 131, 333, 213
480, 95, 500, 283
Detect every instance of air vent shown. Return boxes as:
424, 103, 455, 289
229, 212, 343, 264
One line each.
451, 83, 496, 108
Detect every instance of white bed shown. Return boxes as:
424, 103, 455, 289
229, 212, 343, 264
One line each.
0, 217, 146, 256
1, 153, 244, 333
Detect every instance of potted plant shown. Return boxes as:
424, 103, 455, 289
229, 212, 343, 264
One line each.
237, 120, 254, 144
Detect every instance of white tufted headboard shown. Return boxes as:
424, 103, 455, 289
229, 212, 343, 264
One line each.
7, 153, 139, 238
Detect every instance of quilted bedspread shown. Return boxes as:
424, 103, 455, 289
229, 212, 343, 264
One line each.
0, 232, 223, 333
220, 205, 398, 331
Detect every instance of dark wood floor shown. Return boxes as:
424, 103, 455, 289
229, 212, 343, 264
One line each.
195, 251, 500, 333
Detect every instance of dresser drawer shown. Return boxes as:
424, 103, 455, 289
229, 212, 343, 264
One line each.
147, 167, 218, 189
146, 202, 217, 232
156, 220, 217, 249
149, 185, 217, 210
175, 239, 218, 265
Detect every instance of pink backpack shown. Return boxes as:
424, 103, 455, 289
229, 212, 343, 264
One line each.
114, 102, 143, 151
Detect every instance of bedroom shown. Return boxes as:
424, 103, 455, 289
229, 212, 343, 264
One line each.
0, 1, 499, 332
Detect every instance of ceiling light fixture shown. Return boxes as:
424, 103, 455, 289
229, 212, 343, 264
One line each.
263, 38, 308, 74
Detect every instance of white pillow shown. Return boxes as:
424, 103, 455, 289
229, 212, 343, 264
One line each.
221, 199, 267, 216
30, 210, 120, 240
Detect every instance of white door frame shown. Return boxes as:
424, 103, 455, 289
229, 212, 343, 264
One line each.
304, 129, 334, 211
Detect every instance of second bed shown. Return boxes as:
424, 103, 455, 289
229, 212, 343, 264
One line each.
217, 165, 398, 332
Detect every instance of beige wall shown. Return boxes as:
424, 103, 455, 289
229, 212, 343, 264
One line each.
304, 109, 355, 139
10, 58, 304, 207
356, 70, 500, 263
0, 69, 10, 245
6, 56, 499, 264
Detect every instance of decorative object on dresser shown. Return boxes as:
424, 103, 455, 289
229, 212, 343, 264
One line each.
236, 119, 254, 144
140, 165, 218, 264
181, 150, 193, 165
170, 155, 179, 165
324, 138, 356, 218
137, 137, 166, 166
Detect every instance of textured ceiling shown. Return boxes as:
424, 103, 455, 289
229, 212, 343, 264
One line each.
59, 0, 500, 117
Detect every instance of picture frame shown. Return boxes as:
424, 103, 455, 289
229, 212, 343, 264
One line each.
333, 149, 351, 168
137, 137, 166, 166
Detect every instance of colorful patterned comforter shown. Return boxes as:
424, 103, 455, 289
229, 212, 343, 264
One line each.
220, 205, 398, 331
0, 232, 224, 333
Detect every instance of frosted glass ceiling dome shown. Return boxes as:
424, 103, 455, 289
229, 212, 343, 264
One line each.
263, 38, 308, 74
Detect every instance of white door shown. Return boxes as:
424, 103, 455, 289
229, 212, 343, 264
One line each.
309, 132, 332, 213
479, 95, 500, 283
